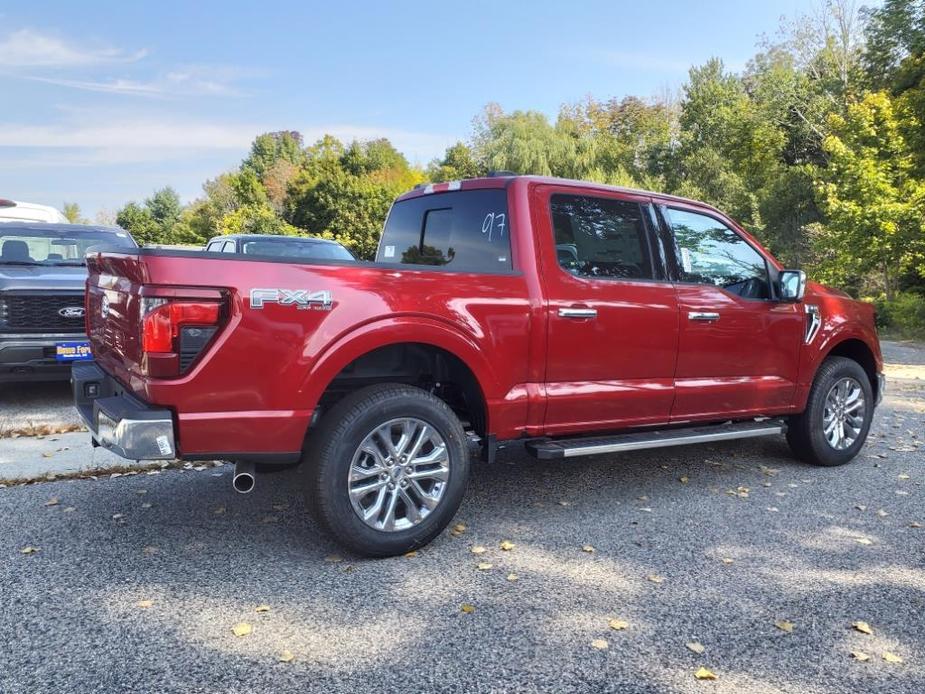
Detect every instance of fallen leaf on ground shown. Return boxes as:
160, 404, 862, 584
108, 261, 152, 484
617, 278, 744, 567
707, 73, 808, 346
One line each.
558, 500, 572, 507
137, 599, 153, 609
44, 497, 60, 507
647, 574, 665, 584
477, 562, 493, 570
679, 476, 689, 484
499, 540, 515, 551
876, 509, 888, 517
856, 505, 867, 511
686, 642, 705, 654
582, 545, 595, 553
470, 545, 487, 554
232, 622, 253, 637
213, 506, 226, 515
882, 652, 903, 663
854, 538, 873, 545
506, 573, 518, 581
255, 605, 270, 613
775, 620, 795, 633
324, 554, 343, 563
460, 603, 475, 614
721, 557, 734, 565
898, 474, 910, 480
278, 650, 294, 663
694, 667, 717, 680
404, 550, 418, 558
452, 523, 467, 533
20, 546, 39, 555
63, 507, 76, 513
591, 639, 608, 650
852, 621, 873, 635
851, 651, 870, 662
608, 618, 629, 631
112, 514, 124, 521
910, 522, 922, 528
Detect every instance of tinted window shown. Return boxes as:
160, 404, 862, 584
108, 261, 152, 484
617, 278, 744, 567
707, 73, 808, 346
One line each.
0, 226, 135, 265
550, 194, 654, 279
376, 189, 512, 272
241, 239, 354, 261
666, 208, 769, 299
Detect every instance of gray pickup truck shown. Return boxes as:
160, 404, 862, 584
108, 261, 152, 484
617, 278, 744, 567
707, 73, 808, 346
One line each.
0, 223, 136, 382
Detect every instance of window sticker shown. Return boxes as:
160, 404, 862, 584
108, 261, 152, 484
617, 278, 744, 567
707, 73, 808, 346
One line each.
383, 245, 396, 258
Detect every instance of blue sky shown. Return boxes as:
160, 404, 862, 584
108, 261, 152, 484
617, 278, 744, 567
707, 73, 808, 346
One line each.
1, 0, 824, 218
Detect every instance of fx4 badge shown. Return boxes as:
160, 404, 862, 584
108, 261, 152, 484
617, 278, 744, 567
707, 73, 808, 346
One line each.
249, 288, 333, 311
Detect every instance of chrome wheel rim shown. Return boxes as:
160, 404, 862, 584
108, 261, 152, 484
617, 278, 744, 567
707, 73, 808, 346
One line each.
347, 418, 450, 532
822, 377, 866, 450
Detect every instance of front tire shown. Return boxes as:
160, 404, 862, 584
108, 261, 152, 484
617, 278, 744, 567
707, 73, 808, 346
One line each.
787, 356, 873, 467
304, 383, 470, 557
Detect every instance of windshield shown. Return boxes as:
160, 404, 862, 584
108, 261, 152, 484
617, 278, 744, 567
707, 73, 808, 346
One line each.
240, 239, 354, 261
0, 227, 136, 265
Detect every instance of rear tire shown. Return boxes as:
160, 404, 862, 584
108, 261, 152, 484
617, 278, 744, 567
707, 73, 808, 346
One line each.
787, 356, 873, 467
303, 383, 470, 557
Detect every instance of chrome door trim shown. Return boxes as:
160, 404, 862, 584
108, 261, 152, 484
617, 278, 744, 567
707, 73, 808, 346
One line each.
688, 311, 720, 322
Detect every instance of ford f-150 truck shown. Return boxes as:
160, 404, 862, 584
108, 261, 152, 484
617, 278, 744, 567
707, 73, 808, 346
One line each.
1, 223, 136, 382
72, 175, 883, 556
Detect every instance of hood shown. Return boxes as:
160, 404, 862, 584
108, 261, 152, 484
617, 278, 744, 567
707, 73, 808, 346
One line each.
0, 263, 87, 292
805, 280, 851, 300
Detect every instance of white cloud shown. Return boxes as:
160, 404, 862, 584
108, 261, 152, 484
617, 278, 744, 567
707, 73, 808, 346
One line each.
0, 29, 146, 67
0, 118, 456, 165
25, 73, 246, 98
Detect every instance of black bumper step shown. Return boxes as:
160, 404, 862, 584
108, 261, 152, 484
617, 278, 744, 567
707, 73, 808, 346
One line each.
525, 420, 787, 460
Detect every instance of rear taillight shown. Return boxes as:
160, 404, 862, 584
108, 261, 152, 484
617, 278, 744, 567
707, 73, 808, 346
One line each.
139, 295, 223, 377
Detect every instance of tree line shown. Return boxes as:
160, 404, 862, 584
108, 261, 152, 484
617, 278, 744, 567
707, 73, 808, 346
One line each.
66, 0, 923, 334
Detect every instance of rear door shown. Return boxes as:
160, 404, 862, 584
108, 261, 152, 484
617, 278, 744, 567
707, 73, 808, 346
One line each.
659, 204, 803, 420
538, 186, 679, 435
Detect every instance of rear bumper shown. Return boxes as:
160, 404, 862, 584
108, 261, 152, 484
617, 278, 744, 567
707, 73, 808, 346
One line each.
71, 361, 176, 460
0, 333, 85, 382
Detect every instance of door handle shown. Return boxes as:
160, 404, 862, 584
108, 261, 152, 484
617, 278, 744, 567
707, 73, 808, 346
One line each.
688, 311, 720, 322
559, 307, 597, 319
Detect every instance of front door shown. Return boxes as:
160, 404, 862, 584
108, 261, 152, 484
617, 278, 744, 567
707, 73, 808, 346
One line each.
660, 205, 804, 421
538, 186, 679, 435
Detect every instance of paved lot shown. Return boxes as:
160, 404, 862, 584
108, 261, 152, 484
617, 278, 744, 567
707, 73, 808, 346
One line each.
1, 343, 923, 693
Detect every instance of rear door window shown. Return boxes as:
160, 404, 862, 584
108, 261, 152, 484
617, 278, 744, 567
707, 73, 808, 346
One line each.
376, 189, 512, 272
550, 194, 655, 280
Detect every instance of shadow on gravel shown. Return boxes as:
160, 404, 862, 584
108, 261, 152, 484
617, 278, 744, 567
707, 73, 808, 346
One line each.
3, 426, 924, 693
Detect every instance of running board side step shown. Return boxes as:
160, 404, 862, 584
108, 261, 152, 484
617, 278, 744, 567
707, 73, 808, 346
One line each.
525, 420, 787, 460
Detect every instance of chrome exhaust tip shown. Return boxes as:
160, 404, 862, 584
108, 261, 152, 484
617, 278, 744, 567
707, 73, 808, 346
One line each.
232, 461, 256, 494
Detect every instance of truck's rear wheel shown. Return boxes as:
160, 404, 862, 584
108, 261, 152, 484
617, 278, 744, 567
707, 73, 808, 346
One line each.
303, 383, 470, 557
787, 356, 873, 466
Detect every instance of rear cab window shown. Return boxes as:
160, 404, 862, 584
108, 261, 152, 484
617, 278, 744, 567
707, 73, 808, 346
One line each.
376, 189, 512, 272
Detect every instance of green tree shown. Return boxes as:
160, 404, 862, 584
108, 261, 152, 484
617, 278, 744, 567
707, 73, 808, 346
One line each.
62, 202, 87, 224
427, 142, 482, 182
242, 131, 304, 178
813, 91, 925, 297
115, 202, 160, 245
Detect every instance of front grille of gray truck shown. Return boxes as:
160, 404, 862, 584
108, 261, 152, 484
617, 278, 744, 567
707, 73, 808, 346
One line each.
0, 293, 86, 333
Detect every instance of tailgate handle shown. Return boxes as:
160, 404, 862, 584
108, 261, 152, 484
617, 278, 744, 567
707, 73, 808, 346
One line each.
559, 307, 597, 319
688, 311, 720, 322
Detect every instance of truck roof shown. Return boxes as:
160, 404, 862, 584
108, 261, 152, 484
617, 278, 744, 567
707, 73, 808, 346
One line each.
0, 222, 128, 235
208, 234, 341, 244
396, 174, 723, 215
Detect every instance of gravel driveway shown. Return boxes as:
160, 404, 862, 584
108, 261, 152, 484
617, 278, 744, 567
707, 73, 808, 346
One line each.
1, 342, 923, 693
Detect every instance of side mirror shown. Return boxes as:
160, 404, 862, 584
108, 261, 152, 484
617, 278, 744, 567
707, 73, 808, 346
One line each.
779, 269, 806, 302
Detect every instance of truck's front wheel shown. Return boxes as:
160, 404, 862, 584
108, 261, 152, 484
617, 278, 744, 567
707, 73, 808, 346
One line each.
787, 356, 873, 467
304, 383, 470, 557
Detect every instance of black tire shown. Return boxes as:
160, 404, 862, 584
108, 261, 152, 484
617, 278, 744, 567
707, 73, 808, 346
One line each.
787, 356, 873, 466
303, 383, 470, 557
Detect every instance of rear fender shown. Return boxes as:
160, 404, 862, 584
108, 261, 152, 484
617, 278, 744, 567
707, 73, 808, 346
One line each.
296, 316, 504, 429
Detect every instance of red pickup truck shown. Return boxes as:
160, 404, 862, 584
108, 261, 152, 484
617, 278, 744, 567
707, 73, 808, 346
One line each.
73, 175, 884, 556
